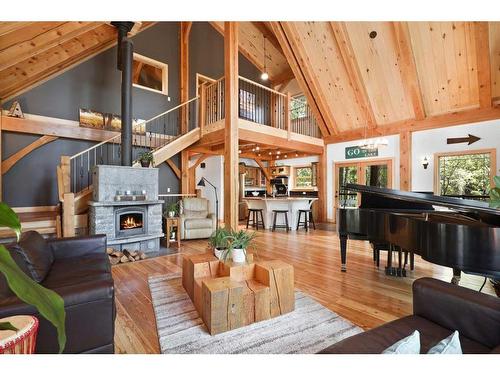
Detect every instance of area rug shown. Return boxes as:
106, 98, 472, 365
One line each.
148, 273, 363, 354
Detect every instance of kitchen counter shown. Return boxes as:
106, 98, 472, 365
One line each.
242, 197, 318, 230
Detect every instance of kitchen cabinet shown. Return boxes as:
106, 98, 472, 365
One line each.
270, 166, 290, 177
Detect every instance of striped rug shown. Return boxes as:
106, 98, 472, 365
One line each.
148, 273, 363, 354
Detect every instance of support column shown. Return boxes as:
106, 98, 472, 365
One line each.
400, 130, 412, 191
120, 39, 133, 166
180, 22, 192, 194
317, 149, 327, 222
224, 22, 239, 230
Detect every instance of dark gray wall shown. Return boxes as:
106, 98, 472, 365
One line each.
2, 22, 263, 207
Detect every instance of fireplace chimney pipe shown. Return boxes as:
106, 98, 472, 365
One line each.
120, 39, 133, 166
111, 22, 134, 70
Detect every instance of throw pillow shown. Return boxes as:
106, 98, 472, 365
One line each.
427, 331, 462, 354
382, 330, 421, 354
6, 231, 54, 282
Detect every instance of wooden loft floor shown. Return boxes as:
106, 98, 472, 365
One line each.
112, 225, 494, 354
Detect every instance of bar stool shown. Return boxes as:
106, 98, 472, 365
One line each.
246, 208, 265, 230
272, 210, 289, 232
296, 200, 316, 232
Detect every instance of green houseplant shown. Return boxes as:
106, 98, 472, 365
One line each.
0, 202, 66, 353
138, 151, 154, 168
165, 201, 179, 218
208, 227, 231, 259
222, 229, 257, 263
489, 176, 500, 208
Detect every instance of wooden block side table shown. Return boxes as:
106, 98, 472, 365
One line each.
165, 216, 181, 248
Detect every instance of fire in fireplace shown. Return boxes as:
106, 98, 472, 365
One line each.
115, 207, 147, 238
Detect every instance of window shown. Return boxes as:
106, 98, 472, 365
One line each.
132, 53, 168, 95
436, 150, 495, 197
239, 89, 256, 121
290, 95, 307, 120
294, 166, 313, 188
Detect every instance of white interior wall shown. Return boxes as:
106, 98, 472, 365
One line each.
411, 119, 500, 192
194, 155, 224, 218
326, 135, 400, 220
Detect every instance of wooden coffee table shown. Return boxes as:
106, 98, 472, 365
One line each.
182, 253, 294, 335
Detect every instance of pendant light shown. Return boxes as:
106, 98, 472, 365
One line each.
261, 36, 269, 81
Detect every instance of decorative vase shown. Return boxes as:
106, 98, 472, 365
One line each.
231, 248, 246, 263
214, 248, 224, 260
168, 211, 175, 218
140, 160, 150, 168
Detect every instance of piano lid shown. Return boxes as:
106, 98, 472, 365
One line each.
344, 184, 500, 219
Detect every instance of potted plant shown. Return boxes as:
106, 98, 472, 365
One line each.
165, 201, 179, 218
208, 227, 231, 259
0, 203, 66, 353
223, 229, 257, 263
138, 151, 154, 168
489, 176, 500, 208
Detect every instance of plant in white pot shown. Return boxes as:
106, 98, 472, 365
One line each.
165, 201, 179, 218
223, 229, 256, 263
208, 227, 231, 259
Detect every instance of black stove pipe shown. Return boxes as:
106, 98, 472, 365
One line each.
120, 39, 133, 166
111, 22, 134, 70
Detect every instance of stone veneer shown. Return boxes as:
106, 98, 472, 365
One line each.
88, 165, 164, 256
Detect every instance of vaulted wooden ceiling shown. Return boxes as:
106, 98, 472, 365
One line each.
0, 21, 153, 101
269, 21, 500, 140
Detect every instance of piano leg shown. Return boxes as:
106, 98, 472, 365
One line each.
386, 245, 394, 276
451, 268, 461, 285
410, 252, 415, 271
340, 233, 347, 272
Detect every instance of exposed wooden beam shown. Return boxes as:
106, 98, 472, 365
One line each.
474, 22, 492, 109
325, 105, 500, 144
330, 22, 377, 128
165, 159, 181, 179
251, 22, 284, 55
224, 22, 239, 230
270, 68, 295, 86
391, 22, 426, 120
399, 130, 412, 191
0, 22, 102, 71
180, 21, 192, 195
317, 150, 327, 222
269, 22, 332, 138
2, 135, 58, 174
189, 154, 210, 172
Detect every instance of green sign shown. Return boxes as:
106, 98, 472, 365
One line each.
345, 146, 378, 159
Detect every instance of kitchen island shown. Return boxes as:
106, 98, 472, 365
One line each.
243, 196, 318, 231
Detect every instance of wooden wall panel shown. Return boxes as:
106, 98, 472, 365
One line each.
490, 22, 500, 103
408, 22, 480, 116
285, 22, 367, 132
345, 22, 415, 124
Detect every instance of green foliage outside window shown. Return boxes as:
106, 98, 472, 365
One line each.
295, 167, 313, 188
439, 153, 491, 196
290, 95, 307, 120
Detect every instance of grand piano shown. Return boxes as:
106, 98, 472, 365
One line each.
338, 184, 500, 284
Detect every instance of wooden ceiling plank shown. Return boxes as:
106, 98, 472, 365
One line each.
270, 22, 333, 137
474, 22, 492, 108
0, 22, 33, 37
391, 22, 426, 120
0, 22, 65, 49
490, 22, 500, 102
251, 22, 284, 55
330, 22, 377, 128
0, 22, 103, 71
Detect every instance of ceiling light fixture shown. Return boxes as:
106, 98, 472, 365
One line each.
261, 36, 269, 81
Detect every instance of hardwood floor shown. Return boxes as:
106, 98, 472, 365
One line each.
112, 224, 495, 354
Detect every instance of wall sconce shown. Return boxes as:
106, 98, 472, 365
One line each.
422, 157, 429, 169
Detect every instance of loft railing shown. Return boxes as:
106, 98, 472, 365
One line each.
290, 97, 321, 138
62, 97, 199, 194
202, 75, 321, 138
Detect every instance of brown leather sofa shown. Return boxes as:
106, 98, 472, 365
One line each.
320, 277, 500, 354
0, 232, 115, 353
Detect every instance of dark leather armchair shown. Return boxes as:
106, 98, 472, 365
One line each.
320, 278, 500, 354
0, 232, 116, 354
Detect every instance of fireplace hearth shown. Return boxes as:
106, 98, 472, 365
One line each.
89, 165, 164, 256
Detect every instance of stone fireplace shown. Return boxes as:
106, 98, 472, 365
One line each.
89, 165, 164, 257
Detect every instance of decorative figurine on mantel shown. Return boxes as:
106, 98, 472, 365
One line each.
7, 101, 24, 118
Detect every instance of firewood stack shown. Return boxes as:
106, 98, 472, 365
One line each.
106, 248, 147, 265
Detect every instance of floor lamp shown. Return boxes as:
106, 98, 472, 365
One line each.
197, 177, 219, 230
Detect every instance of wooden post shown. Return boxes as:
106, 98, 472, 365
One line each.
62, 192, 75, 237
400, 130, 412, 191
180, 22, 192, 195
60, 155, 71, 194
285, 92, 291, 140
317, 149, 327, 222
224, 22, 239, 230
199, 84, 207, 135
0, 103, 3, 201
